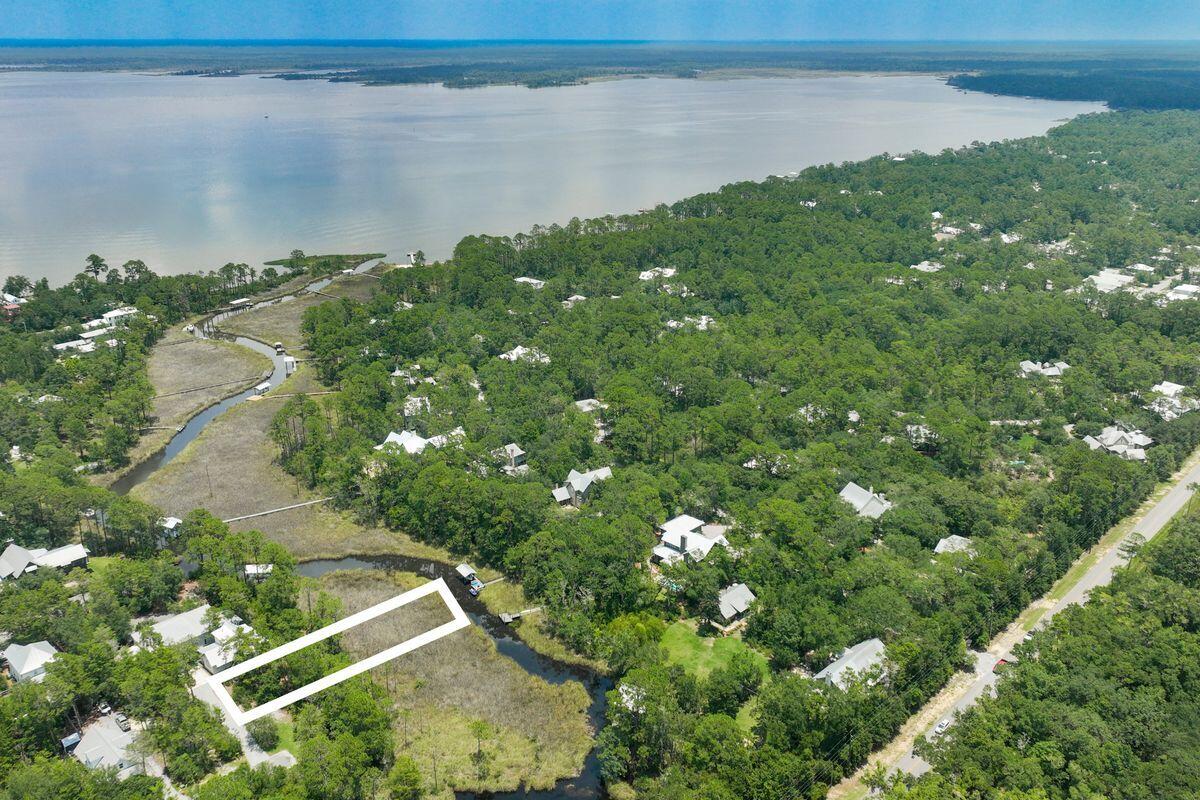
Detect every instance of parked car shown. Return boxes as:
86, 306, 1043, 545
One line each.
468, 576, 484, 596
933, 719, 950, 736
114, 713, 131, 732
96, 700, 112, 716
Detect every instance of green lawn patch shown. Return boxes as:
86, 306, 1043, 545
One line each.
271, 721, 295, 755
661, 621, 767, 679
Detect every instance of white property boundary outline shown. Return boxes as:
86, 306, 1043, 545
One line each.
203, 577, 470, 725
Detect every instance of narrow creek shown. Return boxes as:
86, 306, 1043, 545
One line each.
118, 264, 610, 799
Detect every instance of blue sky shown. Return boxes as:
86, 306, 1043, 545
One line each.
1, 0, 1195, 42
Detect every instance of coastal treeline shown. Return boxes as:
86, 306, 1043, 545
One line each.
272, 110, 1200, 795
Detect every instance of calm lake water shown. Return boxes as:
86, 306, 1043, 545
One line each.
0, 72, 1104, 283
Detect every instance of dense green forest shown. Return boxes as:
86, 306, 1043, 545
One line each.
268, 110, 1200, 796
878, 506, 1200, 800
950, 69, 1200, 110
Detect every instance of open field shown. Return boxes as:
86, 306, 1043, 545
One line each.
220, 270, 383, 351
661, 620, 768, 678
321, 569, 593, 797
131, 367, 449, 562
92, 323, 272, 488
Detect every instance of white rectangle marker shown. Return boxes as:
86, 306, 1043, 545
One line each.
203, 577, 470, 725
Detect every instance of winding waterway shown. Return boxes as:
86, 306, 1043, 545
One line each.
117, 266, 609, 799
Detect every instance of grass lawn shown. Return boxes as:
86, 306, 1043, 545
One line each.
661, 621, 768, 679
85, 555, 120, 581
271, 721, 295, 755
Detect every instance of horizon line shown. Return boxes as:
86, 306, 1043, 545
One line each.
2, 37, 1200, 46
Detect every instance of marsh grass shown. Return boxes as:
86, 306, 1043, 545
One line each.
322, 569, 593, 797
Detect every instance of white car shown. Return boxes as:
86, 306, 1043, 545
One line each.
933, 720, 950, 736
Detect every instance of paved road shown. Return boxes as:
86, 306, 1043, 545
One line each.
890, 455, 1200, 779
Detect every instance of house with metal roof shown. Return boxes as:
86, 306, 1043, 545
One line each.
1082, 425, 1153, 461
839, 482, 892, 519
652, 514, 731, 566
814, 638, 887, 690
934, 535, 976, 556
2, 640, 58, 683
552, 466, 612, 507
0, 541, 89, 581
717, 583, 756, 623
74, 716, 140, 777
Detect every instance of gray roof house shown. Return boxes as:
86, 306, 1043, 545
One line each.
839, 482, 892, 519
0, 541, 89, 581
814, 638, 887, 690
717, 583, 756, 623
135, 604, 213, 648
74, 716, 140, 777
3, 640, 58, 683
552, 466, 612, 507
934, 535, 976, 556
1082, 425, 1153, 461
493, 442, 528, 476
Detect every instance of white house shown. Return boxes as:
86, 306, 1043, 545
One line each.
562, 294, 587, 309
198, 617, 255, 674
652, 514, 730, 565
1082, 425, 1153, 461
374, 427, 463, 455
0, 541, 89, 581
514, 277, 546, 290
574, 398, 607, 414
1148, 381, 1197, 421
243, 563, 274, 582
934, 535, 976, 556
638, 267, 676, 281
135, 604, 213, 648
1165, 283, 1200, 302
814, 638, 887, 690
552, 466, 612, 507
498, 345, 550, 364
403, 395, 431, 416
839, 482, 892, 519
1019, 360, 1071, 378
2, 640, 58, 683
910, 260, 945, 273
1086, 268, 1135, 294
